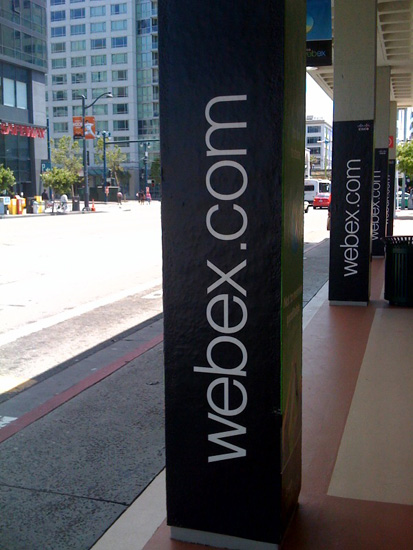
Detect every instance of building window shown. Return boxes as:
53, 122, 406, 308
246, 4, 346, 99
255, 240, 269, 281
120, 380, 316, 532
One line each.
51, 0, 65, 5
71, 40, 86, 51
71, 24, 86, 35
71, 56, 86, 67
95, 120, 109, 132
71, 73, 87, 84
137, 19, 150, 34
113, 136, 129, 147
152, 85, 159, 100
90, 5, 106, 16
70, 8, 85, 19
309, 147, 321, 155
152, 35, 158, 48
113, 103, 128, 115
54, 122, 69, 133
307, 126, 321, 133
111, 19, 127, 31
53, 106, 68, 117
152, 51, 158, 66
51, 42, 66, 53
91, 55, 107, 66
137, 52, 151, 69
113, 120, 129, 131
91, 38, 106, 49
111, 3, 127, 15
51, 10, 66, 22
112, 69, 127, 81
72, 106, 82, 116
51, 26, 66, 37
307, 137, 319, 144
52, 74, 67, 85
111, 36, 127, 48
72, 89, 87, 100
91, 22, 106, 33
111, 53, 127, 64
52, 58, 67, 69
92, 87, 108, 98
138, 118, 159, 136
91, 71, 107, 83
53, 90, 68, 101
2, 78, 26, 109
137, 69, 151, 86
92, 104, 108, 115
113, 86, 128, 98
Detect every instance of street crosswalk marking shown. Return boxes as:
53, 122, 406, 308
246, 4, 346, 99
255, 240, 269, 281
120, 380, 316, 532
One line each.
0, 416, 17, 429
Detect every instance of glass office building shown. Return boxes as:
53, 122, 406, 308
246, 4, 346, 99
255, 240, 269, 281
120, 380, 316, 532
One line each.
46, 0, 160, 198
0, 0, 48, 196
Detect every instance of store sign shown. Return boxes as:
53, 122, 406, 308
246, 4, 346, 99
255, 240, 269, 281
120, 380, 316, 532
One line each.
306, 0, 332, 67
0, 122, 46, 139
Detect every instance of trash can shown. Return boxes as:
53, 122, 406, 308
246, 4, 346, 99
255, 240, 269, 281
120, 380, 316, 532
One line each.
72, 195, 80, 211
33, 201, 39, 214
384, 236, 413, 306
26, 198, 34, 214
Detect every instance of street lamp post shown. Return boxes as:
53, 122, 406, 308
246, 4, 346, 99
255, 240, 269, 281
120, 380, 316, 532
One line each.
140, 141, 151, 193
81, 91, 112, 210
317, 138, 331, 179
99, 131, 110, 203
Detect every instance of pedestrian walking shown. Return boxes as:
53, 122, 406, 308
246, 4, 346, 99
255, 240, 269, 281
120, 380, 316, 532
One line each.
117, 189, 123, 207
146, 190, 151, 205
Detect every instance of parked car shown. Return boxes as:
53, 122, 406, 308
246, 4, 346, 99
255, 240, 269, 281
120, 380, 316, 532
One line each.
304, 200, 309, 213
313, 192, 331, 209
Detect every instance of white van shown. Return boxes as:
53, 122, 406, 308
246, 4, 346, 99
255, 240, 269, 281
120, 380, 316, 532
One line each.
304, 178, 330, 203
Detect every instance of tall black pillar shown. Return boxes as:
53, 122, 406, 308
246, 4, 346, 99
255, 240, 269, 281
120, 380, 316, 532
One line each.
372, 67, 391, 257
329, 0, 377, 305
159, 1, 305, 548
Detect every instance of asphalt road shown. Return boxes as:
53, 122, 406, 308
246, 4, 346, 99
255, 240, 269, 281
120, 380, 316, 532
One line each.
0, 202, 330, 395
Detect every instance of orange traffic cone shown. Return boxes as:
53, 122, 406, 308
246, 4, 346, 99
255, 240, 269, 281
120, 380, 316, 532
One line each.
91, 199, 96, 212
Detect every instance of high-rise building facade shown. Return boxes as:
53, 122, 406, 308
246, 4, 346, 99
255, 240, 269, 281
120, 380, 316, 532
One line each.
305, 115, 332, 177
0, 0, 48, 196
46, 0, 160, 198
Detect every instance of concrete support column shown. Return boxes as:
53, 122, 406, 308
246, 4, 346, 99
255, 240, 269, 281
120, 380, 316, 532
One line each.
387, 101, 398, 236
372, 67, 391, 256
329, 0, 377, 305
159, 1, 306, 548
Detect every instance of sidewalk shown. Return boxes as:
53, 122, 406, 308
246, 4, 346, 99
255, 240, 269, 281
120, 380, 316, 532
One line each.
0, 199, 152, 219
0, 212, 412, 549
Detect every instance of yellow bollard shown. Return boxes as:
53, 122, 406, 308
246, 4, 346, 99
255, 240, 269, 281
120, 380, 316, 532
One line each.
9, 198, 17, 215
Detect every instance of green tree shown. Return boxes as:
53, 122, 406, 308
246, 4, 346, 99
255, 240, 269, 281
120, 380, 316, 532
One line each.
310, 155, 318, 172
50, 135, 83, 178
94, 137, 127, 186
397, 141, 413, 179
41, 167, 77, 196
150, 156, 161, 184
0, 164, 16, 194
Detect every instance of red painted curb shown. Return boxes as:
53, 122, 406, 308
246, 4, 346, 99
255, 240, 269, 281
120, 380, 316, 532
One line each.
0, 333, 164, 444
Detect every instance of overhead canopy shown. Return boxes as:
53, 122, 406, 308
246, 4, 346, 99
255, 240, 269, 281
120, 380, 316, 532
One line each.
309, 0, 413, 108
